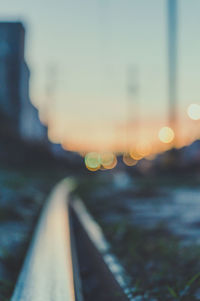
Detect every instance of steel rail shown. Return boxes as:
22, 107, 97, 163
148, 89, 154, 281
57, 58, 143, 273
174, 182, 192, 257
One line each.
11, 178, 135, 301
11, 179, 76, 301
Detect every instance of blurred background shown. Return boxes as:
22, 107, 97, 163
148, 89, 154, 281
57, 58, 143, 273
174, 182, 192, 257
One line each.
0, 0, 200, 171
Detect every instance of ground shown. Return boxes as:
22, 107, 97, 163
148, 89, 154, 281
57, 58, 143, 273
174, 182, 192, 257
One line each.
73, 171, 200, 301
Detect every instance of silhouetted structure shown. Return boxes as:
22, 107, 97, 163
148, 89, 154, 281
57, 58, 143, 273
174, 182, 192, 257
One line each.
0, 22, 24, 130
0, 21, 47, 142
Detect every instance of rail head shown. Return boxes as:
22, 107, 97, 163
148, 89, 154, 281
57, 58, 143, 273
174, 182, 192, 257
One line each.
11, 179, 76, 301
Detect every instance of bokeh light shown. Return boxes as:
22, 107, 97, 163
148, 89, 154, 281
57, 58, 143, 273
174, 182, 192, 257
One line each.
100, 152, 116, 169
123, 153, 138, 166
104, 155, 118, 169
158, 126, 174, 144
86, 166, 100, 172
129, 150, 143, 161
187, 104, 200, 120
85, 152, 101, 171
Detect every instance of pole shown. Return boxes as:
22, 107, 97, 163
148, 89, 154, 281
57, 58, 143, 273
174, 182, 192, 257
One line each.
168, 0, 178, 132
126, 65, 139, 151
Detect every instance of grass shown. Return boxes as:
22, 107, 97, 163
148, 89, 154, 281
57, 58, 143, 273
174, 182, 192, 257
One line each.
73, 174, 200, 301
102, 222, 200, 300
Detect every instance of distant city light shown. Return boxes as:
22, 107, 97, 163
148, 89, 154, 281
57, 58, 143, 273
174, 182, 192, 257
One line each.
187, 104, 200, 120
100, 152, 117, 169
158, 126, 174, 144
85, 152, 101, 171
123, 153, 138, 166
104, 156, 117, 169
129, 150, 143, 161
100, 152, 114, 166
84, 152, 117, 171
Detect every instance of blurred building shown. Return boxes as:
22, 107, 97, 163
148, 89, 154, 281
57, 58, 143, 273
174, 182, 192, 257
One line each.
0, 21, 47, 143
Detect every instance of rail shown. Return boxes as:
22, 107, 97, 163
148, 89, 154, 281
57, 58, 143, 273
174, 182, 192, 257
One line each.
11, 178, 135, 301
11, 179, 76, 301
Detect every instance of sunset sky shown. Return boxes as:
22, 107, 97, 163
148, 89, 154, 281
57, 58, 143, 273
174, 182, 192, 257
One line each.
1, 0, 200, 152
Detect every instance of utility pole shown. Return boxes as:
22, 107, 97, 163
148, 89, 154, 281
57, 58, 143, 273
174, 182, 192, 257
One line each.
168, 0, 178, 132
126, 65, 139, 151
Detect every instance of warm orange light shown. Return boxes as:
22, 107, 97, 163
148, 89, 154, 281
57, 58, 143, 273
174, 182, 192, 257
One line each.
136, 141, 152, 157
100, 152, 115, 168
129, 150, 143, 161
123, 153, 137, 166
104, 156, 117, 169
187, 104, 200, 120
86, 166, 100, 172
158, 126, 174, 144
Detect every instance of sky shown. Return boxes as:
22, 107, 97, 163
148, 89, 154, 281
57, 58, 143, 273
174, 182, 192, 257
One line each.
1, 0, 200, 152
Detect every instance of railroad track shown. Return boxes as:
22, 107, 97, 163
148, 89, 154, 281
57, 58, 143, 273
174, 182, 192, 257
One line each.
11, 179, 135, 301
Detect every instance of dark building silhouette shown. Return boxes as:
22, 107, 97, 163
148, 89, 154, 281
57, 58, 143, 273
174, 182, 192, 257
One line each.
0, 21, 47, 142
0, 22, 24, 130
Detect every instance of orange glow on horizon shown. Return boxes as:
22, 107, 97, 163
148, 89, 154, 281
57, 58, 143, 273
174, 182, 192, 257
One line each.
45, 115, 200, 160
